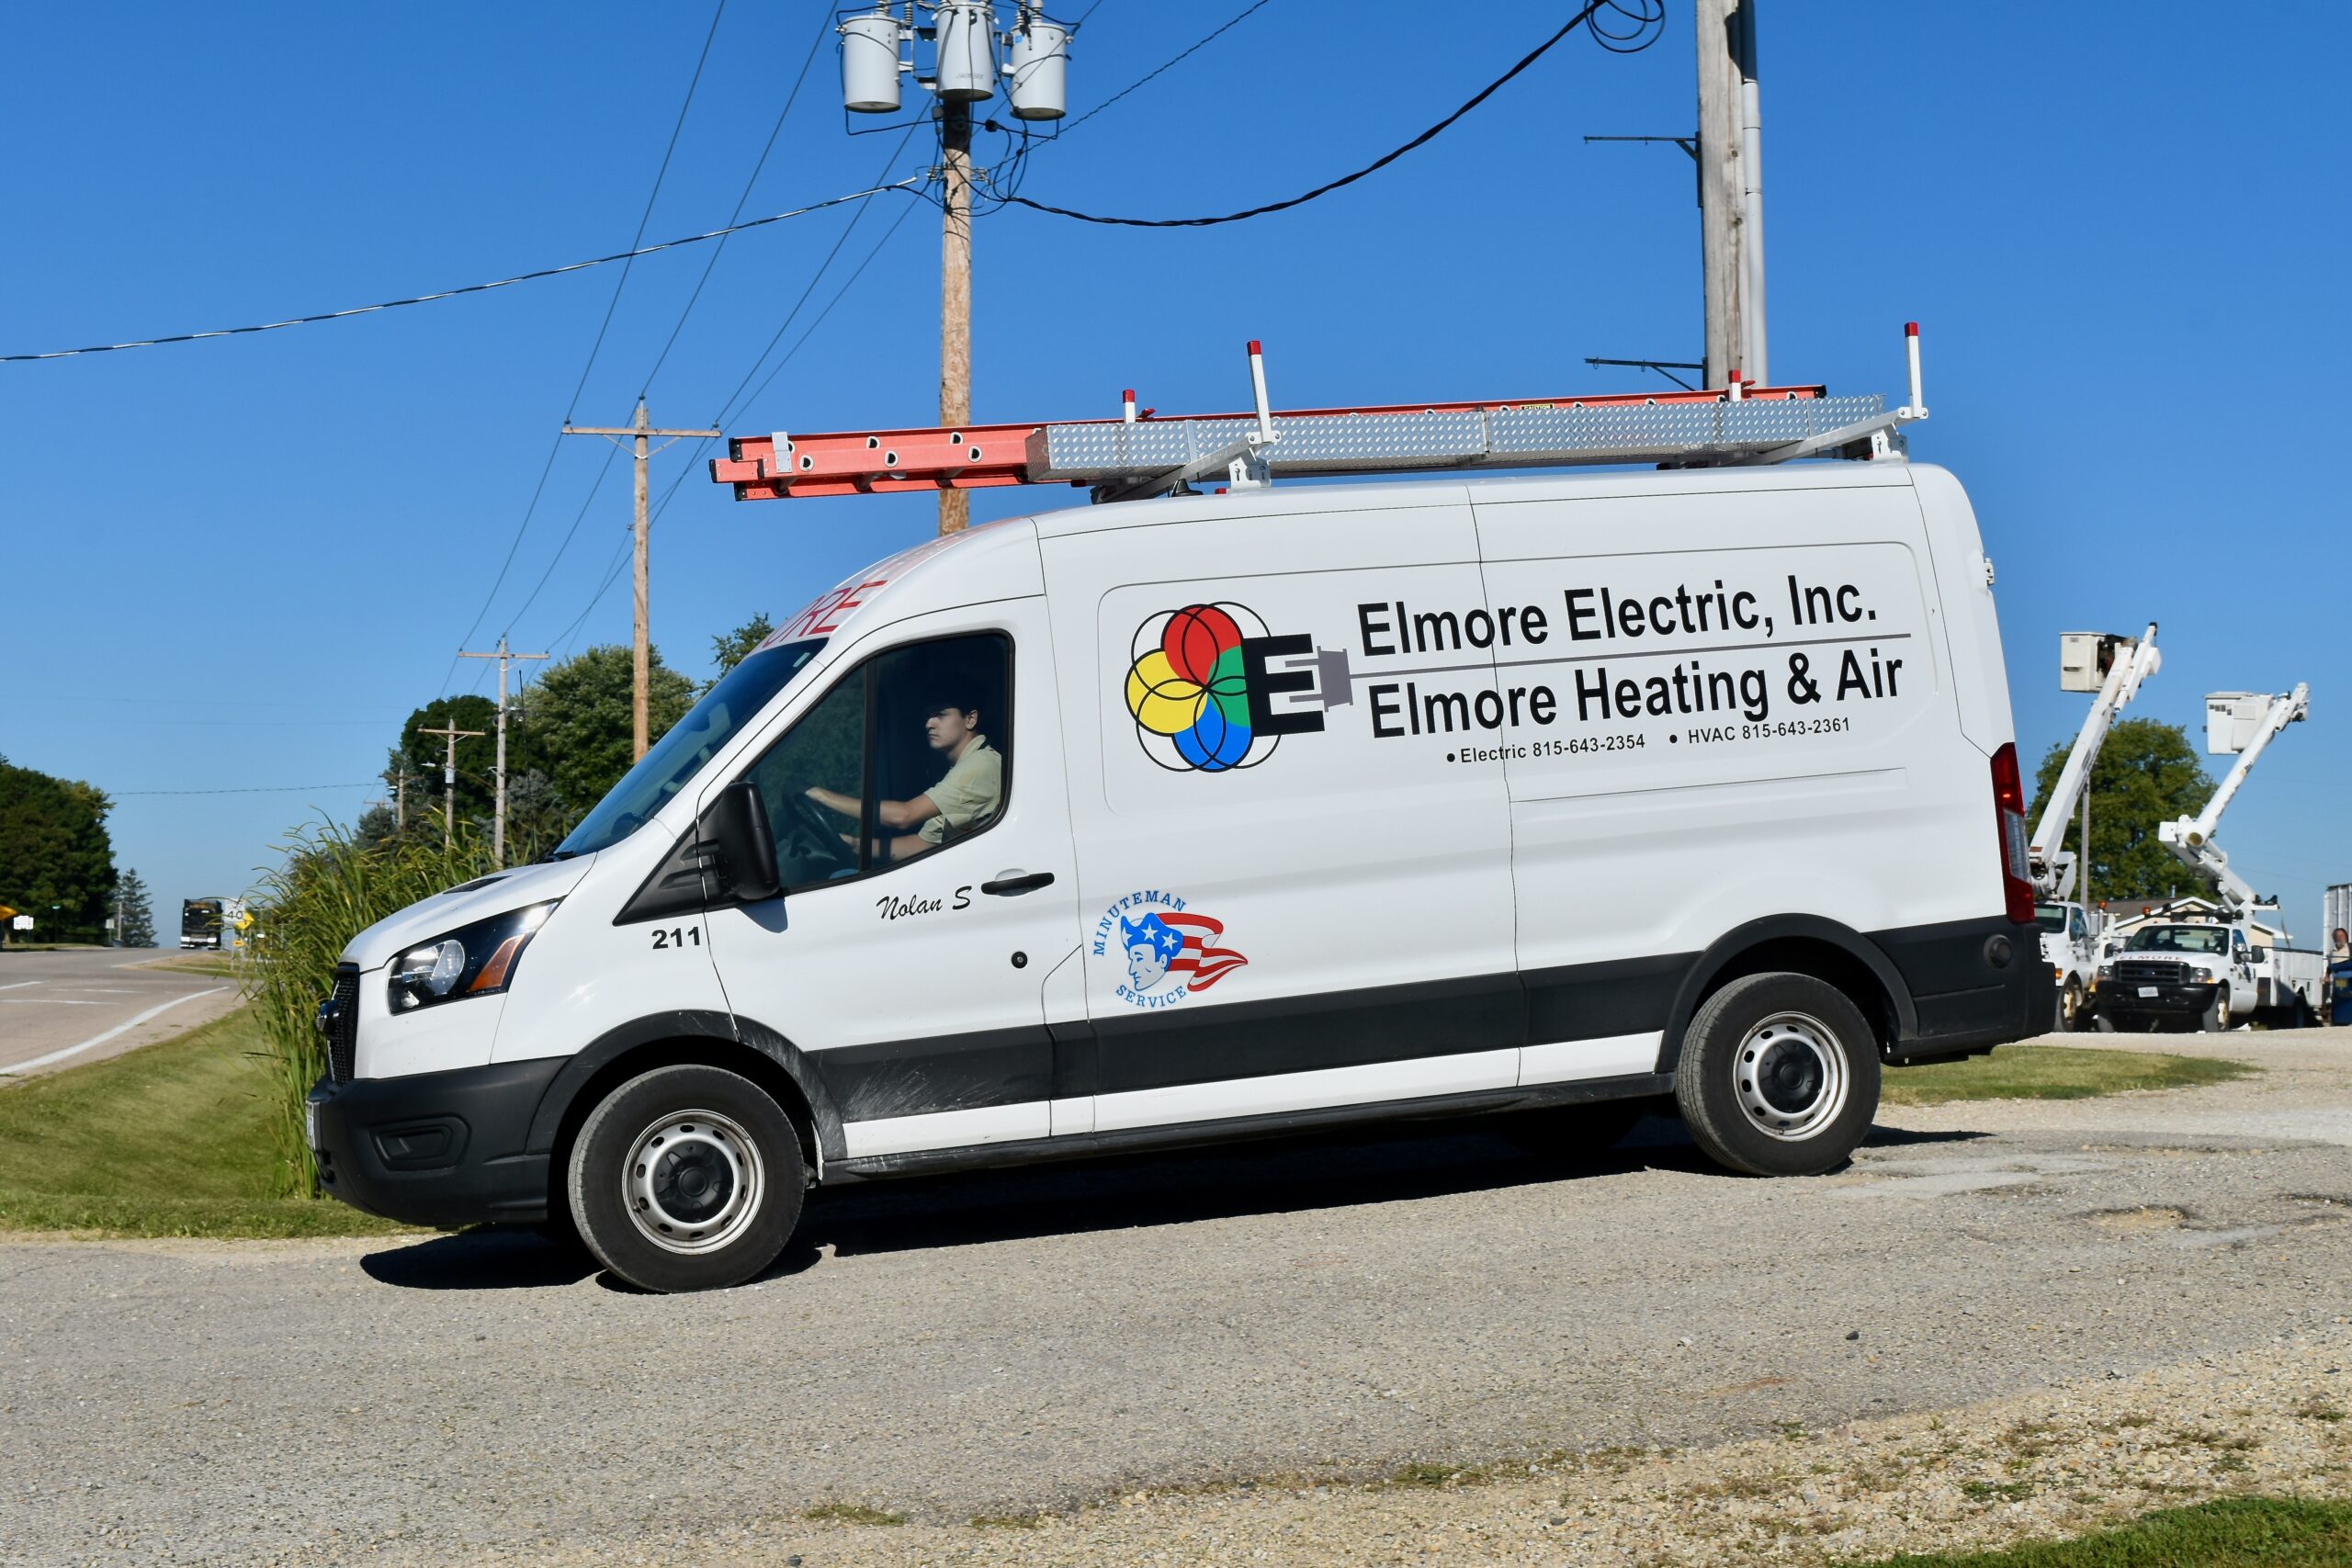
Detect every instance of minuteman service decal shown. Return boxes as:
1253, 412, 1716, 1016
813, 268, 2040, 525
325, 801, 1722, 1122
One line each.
1093, 890, 1248, 1010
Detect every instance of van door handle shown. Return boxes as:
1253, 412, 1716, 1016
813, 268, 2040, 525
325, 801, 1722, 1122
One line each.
980, 871, 1056, 897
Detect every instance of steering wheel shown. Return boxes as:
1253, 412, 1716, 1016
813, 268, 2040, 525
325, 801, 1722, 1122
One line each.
782, 793, 855, 872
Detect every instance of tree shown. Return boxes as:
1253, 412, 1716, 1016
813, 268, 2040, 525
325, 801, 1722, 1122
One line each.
394, 694, 503, 830
2028, 717, 2215, 902
708, 613, 775, 682
0, 755, 116, 943
521, 645, 695, 826
353, 802, 401, 852
114, 867, 156, 947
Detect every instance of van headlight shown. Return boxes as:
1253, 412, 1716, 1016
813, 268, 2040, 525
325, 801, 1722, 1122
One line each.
389, 902, 558, 1012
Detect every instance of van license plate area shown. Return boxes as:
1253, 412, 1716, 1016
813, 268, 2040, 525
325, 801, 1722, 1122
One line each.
305, 1102, 321, 1149
2137, 986, 2159, 998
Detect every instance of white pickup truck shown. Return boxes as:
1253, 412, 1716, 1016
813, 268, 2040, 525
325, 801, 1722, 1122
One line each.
2093, 919, 2324, 1032
2034, 900, 2098, 1032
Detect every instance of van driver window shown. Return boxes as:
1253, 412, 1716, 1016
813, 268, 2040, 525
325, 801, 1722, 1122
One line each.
741, 632, 1011, 890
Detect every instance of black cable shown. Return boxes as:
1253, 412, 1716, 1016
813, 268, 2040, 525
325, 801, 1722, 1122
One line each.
564, 0, 729, 421
706, 122, 928, 433
1052, 0, 1272, 141
637, 187, 925, 544
638, 1, 834, 400
997, 0, 1661, 227
444, 0, 725, 698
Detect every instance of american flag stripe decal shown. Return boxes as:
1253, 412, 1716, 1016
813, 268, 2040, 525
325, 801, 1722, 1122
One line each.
1158, 912, 1249, 990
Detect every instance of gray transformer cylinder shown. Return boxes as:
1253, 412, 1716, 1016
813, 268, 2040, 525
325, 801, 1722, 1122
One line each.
933, 3, 996, 102
840, 12, 902, 114
1007, 18, 1069, 119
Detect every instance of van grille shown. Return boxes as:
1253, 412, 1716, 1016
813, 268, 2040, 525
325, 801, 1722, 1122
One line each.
2115, 959, 2189, 986
326, 967, 359, 1082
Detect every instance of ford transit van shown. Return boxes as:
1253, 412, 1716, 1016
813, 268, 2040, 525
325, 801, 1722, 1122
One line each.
310, 462, 2049, 1291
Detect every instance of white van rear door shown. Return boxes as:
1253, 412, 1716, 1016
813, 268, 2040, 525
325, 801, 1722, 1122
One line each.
1470, 475, 1958, 1082
1041, 495, 1521, 1134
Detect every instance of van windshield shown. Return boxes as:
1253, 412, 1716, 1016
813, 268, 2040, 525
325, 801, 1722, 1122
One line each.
551, 638, 825, 859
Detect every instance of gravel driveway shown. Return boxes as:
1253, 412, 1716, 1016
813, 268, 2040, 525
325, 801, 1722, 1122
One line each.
3, 1029, 2347, 1565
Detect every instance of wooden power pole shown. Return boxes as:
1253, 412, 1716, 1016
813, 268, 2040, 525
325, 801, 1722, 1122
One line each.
938, 99, 975, 537
1697, 0, 1766, 389
458, 635, 548, 866
417, 722, 485, 849
562, 400, 719, 761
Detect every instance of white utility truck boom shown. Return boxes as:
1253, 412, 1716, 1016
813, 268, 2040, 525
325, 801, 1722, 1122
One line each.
2030, 625, 2159, 898
2029, 626, 2157, 1032
2100, 684, 2322, 1032
2158, 686, 2309, 915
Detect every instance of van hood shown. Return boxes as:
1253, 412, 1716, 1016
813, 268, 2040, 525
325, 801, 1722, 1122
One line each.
339, 857, 597, 972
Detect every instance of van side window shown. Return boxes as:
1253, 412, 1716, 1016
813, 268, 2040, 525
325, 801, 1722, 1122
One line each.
738, 631, 1011, 891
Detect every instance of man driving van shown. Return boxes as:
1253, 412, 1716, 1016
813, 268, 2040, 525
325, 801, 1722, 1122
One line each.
805, 692, 1001, 863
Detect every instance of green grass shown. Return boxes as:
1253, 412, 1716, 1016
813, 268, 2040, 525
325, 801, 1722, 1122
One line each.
1849, 1498, 2352, 1566
0, 1005, 413, 1239
1882, 1045, 2256, 1107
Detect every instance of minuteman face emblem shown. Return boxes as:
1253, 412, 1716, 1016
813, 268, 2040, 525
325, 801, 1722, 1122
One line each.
1095, 892, 1250, 1010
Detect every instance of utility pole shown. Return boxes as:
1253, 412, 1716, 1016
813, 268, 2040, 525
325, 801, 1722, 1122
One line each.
418, 722, 485, 850
458, 635, 549, 866
837, 4, 1070, 536
1697, 0, 1765, 388
939, 97, 974, 536
562, 400, 719, 761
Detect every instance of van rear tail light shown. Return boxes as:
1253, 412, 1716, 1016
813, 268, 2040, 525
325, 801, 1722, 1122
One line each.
1990, 742, 2034, 924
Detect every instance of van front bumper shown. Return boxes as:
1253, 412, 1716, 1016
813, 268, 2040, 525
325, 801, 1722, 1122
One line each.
307, 1058, 564, 1228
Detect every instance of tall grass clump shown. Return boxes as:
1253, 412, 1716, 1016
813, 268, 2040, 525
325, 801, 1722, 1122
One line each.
243, 815, 501, 1195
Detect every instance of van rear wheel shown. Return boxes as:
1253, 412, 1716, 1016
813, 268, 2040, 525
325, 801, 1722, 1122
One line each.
1674, 973, 1880, 1177
568, 1064, 805, 1293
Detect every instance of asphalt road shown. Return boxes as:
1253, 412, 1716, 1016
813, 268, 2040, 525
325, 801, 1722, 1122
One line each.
0, 949, 240, 1077
2, 1031, 2347, 1565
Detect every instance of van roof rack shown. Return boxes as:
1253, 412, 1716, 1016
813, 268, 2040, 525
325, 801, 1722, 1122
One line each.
710, 326, 1929, 506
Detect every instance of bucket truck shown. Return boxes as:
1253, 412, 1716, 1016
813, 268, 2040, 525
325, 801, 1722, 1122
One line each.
2029, 626, 2160, 1031
2098, 684, 2324, 1032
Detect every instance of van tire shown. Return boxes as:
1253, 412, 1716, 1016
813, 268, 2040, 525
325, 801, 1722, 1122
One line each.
567, 1064, 805, 1293
1674, 972, 1880, 1178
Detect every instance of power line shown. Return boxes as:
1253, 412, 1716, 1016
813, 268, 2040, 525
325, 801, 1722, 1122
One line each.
998, 0, 1661, 227
568, 0, 730, 422
508, 3, 833, 654
639, 2, 836, 400
112, 783, 379, 796
0, 184, 915, 365
1051, 0, 1273, 140
538, 191, 923, 660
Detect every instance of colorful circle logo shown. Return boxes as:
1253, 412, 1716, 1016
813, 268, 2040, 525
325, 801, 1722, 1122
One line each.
1124, 603, 1278, 773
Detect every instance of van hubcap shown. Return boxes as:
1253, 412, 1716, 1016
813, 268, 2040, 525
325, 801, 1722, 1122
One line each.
622, 1111, 763, 1255
1732, 1011, 1849, 1141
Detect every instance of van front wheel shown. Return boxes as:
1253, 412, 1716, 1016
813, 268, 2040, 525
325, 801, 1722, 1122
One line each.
568, 1064, 806, 1293
1674, 973, 1881, 1177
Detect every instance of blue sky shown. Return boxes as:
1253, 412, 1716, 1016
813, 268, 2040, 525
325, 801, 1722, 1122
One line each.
4, 2, 2346, 938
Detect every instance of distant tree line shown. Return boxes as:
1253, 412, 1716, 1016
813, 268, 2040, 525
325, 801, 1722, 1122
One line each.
360, 615, 772, 861
0, 754, 116, 943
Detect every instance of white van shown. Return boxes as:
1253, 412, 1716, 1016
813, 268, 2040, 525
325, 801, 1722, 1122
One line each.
311, 462, 2049, 1291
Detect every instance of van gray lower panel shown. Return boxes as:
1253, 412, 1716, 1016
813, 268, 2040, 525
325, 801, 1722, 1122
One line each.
825, 1071, 1676, 1182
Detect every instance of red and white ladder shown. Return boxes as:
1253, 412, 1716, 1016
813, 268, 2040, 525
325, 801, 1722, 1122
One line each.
708, 327, 1928, 506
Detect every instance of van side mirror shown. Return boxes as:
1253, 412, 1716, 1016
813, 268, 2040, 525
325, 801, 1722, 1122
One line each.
709, 780, 784, 904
